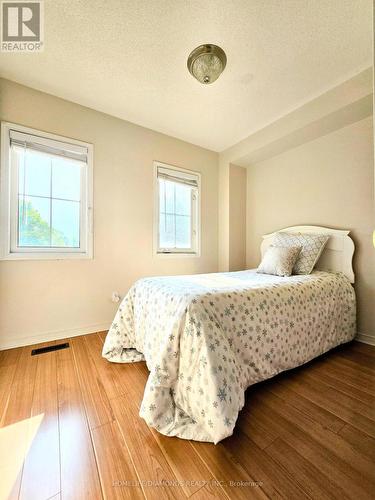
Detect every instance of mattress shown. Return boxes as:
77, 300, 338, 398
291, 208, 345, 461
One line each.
102, 270, 356, 443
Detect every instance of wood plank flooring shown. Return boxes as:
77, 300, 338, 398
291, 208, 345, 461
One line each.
0, 335, 374, 500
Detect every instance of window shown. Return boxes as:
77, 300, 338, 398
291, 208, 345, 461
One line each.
0, 122, 93, 259
154, 162, 200, 255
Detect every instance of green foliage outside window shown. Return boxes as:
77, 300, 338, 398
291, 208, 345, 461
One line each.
19, 201, 67, 247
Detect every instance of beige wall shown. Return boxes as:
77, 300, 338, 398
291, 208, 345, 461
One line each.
0, 79, 219, 348
218, 161, 247, 272
246, 116, 375, 339
229, 164, 247, 271
218, 158, 230, 271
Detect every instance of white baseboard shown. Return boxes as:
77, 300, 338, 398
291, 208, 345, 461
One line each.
2, 325, 374, 350
0, 322, 111, 350
355, 332, 375, 346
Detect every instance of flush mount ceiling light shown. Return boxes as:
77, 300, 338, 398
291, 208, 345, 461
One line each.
187, 44, 227, 84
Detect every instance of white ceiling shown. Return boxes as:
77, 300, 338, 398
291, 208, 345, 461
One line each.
0, 0, 372, 152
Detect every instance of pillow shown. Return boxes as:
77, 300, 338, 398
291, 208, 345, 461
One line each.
257, 245, 302, 277
273, 232, 329, 275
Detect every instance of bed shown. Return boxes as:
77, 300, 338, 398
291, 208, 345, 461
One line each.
102, 226, 356, 443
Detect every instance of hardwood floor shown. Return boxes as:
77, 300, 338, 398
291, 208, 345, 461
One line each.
0, 335, 374, 499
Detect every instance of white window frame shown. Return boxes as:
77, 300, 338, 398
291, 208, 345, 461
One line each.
153, 161, 201, 257
0, 122, 93, 260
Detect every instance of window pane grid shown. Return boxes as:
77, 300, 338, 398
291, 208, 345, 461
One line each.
158, 175, 195, 251
49, 158, 52, 247
17, 194, 81, 248
17, 193, 81, 203
16, 147, 82, 249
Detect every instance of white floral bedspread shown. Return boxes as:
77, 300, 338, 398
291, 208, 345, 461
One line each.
102, 270, 356, 443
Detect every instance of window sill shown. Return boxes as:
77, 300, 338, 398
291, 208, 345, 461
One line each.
0, 251, 93, 261
154, 251, 200, 258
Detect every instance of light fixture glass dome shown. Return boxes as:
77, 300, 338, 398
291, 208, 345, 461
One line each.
187, 44, 227, 84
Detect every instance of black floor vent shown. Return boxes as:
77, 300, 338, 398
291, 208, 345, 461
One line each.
31, 342, 70, 356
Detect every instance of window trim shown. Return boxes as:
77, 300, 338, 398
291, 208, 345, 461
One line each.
0, 122, 93, 260
153, 161, 201, 257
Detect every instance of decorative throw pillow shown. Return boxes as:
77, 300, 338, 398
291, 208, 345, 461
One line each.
257, 245, 302, 277
273, 232, 329, 275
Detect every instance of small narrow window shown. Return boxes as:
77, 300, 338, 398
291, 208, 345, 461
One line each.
0, 123, 93, 260
154, 162, 200, 255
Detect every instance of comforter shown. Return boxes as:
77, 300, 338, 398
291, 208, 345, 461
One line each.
102, 270, 356, 443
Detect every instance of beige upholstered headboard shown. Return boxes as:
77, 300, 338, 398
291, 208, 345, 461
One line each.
261, 225, 355, 283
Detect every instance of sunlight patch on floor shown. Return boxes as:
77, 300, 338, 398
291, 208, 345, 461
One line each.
0, 413, 44, 499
